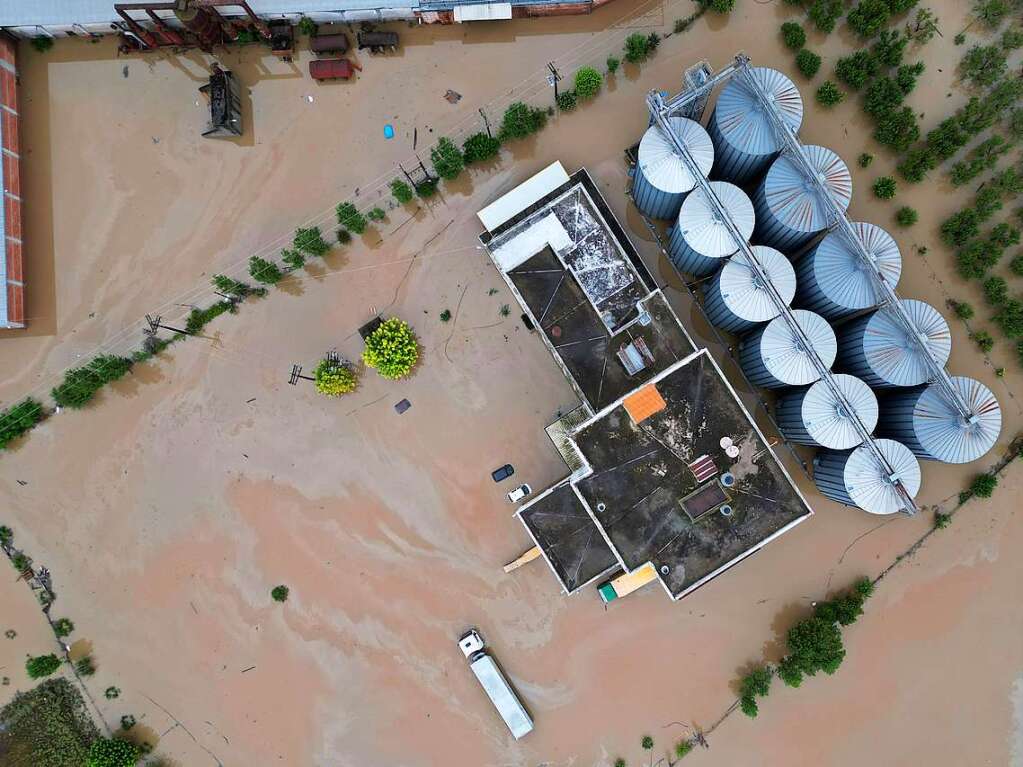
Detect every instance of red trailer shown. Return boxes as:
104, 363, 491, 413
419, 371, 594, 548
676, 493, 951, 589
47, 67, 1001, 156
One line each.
309, 58, 354, 81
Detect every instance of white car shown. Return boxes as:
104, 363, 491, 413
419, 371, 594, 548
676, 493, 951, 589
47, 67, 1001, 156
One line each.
507, 484, 532, 503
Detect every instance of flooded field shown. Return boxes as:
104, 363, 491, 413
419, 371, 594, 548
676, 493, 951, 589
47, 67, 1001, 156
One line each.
1, 0, 1021, 765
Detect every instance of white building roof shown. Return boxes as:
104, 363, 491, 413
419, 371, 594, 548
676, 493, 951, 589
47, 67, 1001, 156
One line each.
476, 161, 570, 233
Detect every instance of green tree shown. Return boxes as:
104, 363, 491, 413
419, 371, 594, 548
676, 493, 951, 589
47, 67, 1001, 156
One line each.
984, 276, 1009, 305
390, 179, 414, 204
906, 7, 939, 43
367, 207, 386, 222
462, 132, 501, 164
271, 585, 289, 602
248, 256, 283, 285
895, 206, 918, 226
853, 576, 875, 599
362, 317, 419, 380
873, 29, 908, 68
430, 137, 464, 181
739, 694, 759, 717
894, 61, 924, 94
934, 512, 952, 529
314, 359, 358, 397
26, 654, 62, 679
995, 299, 1023, 337
416, 178, 439, 198
1010, 254, 1023, 276
211, 274, 252, 297
624, 33, 649, 63
784, 615, 846, 678
816, 81, 845, 107
807, 0, 844, 33
498, 102, 547, 141
873, 176, 897, 199
297, 16, 317, 35
740, 666, 773, 698
86, 736, 141, 767
294, 226, 330, 256
574, 67, 602, 99
556, 90, 578, 111
52, 356, 133, 410
336, 202, 368, 234
847, 0, 891, 38
954, 300, 975, 320
1001, 24, 1023, 50
973, 0, 1009, 29
675, 740, 694, 758
53, 618, 75, 638
864, 77, 904, 117
701, 0, 736, 11
781, 22, 807, 50
960, 45, 1007, 87
281, 248, 305, 270
972, 329, 995, 351
606, 56, 620, 74
858, 152, 874, 168
795, 49, 822, 78
874, 106, 919, 151
970, 472, 998, 497
835, 51, 878, 90
0, 398, 44, 449
641, 735, 655, 750
940, 210, 979, 246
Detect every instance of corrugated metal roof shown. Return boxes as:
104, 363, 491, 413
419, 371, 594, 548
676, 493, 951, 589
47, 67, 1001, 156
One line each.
793, 374, 878, 450
761, 145, 852, 234
801, 222, 902, 311
753, 309, 837, 387
716, 246, 794, 323
637, 117, 713, 196
676, 181, 754, 258
712, 66, 803, 157
845, 299, 952, 387
840, 438, 921, 515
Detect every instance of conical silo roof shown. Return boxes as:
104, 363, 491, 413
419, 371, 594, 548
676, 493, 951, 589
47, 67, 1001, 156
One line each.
880, 376, 1002, 464
797, 222, 902, 315
838, 299, 952, 388
676, 181, 755, 259
716, 246, 795, 324
826, 439, 922, 515
781, 374, 878, 450
743, 309, 837, 387
713, 67, 804, 158
638, 117, 714, 195
760, 145, 852, 236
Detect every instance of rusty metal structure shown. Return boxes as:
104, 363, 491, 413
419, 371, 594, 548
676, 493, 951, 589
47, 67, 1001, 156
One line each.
114, 0, 269, 52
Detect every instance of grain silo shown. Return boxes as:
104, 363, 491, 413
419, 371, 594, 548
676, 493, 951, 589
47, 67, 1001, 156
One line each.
836, 299, 952, 389
793, 222, 903, 320
668, 181, 755, 277
739, 309, 837, 389
632, 117, 715, 220
877, 376, 1002, 463
751, 145, 852, 253
813, 438, 922, 515
707, 66, 804, 186
776, 374, 878, 450
703, 246, 796, 333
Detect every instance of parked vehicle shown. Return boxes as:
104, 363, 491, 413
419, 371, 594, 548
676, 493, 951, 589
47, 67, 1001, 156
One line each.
491, 464, 514, 482
507, 484, 532, 503
357, 30, 399, 53
310, 33, 349, 55
457, 629, 533, 739
309, 58, 354, 81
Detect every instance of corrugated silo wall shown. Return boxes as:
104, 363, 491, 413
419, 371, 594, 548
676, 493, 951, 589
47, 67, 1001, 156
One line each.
751, 180, 819, 253
775, 387, 818, 446
632, 164, 683, 221
835, 312, 889, 388
813, 450, 857, 507
704, 265, 754, 334
877, 386, 935, 460
668, 224, 720, 277
793, 246, 860, 320
706, 110, 774, 187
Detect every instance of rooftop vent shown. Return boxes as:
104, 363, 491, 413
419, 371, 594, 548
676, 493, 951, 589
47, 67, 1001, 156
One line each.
720, 504, 734, 517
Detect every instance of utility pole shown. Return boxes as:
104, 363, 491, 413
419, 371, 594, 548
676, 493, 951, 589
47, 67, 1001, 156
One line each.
547, 62, 562, 102
479, 107, 492, 138
144, 314, 191, 337
288, 364, 316, 386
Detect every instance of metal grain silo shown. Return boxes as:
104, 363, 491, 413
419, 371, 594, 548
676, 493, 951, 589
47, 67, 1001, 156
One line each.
814, 438, 921, 515
776, 374, 878, 450
836, 299, 952, 388
668, 181, 755, 277
739, 309, 837, 389
751, 145, 852, 253
877, 376, 1002, 463
708, 67, 804, 186
794, 222, 903, 320
704, 246, 795, 333
632, 117, 714, 220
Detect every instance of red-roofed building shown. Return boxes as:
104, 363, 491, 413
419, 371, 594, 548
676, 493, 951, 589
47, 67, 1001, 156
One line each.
0, 32, 23, 328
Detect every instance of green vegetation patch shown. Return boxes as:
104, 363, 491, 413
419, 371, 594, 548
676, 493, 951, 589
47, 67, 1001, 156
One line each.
0, 678, 99, 767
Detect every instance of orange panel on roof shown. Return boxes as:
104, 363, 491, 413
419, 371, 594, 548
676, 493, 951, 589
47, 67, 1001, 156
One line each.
623, 383, 666, 424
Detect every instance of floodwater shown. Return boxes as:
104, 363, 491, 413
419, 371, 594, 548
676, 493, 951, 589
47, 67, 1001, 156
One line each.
1, 0, 1022, 765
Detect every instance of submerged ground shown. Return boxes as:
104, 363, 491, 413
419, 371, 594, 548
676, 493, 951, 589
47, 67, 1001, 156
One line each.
1, 1, 1022, 765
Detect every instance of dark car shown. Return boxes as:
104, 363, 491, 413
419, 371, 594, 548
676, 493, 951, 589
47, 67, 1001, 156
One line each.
491, 464, 514, 482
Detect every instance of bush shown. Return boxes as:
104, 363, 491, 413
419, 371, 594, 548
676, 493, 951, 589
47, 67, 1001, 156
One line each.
52, 356, 133, 409
646, 32, 661, 52
1011, 255, 1023, 276
676, 740, 694, 758
954, 300, 975, 320
795, 49, 822, 79
972, 329, 995, 351
858, 152, 874, 168
430, 137, 464, 181
895, 206, 918, 226
86, 736, 140, 767
934, 512, 952, 529
783, 615, 846, 681
816, 81, 845, 107
701, 0, 735, 11
894, 61, 924, 94
75, 656, 95, 676
847, 0, 891, 38
995, 298, 1023, 337
0, 397, 45, 449
439, 309, 452, 322
974, 0, 1009, 29
31, 36, 55, 53
462, 132, 501, 164
940, 210, 979, 246
873, 176, 897, 199
556, 90, 578, 111
984, 276, 1009, 305
294, 226, 330, 257
362, 317, 419, 379
853, 576, 875, 599
313, 359, 357, 397
498, 102, 547, 141
415, 179, 438, 199
835, 51, 878, 90
368, 207, 386, 222
336, 202, 367, 234
873, 29, 908, 68
281, 248, 305, 270
248, 256, 283, 285
53, 618, 75, 638
297, 16, 316, 35
390, 179, 414, 204
26, 654, 62, 679
271, 585, 289, 602
0, 525, 11, 544
781, 22, 807, 50
607, 56, 620, 74
119, 715, 135, 731
739, 695, 759, 717
624, 33, 649, 63
874, 107, 919, 151
970, 472, 998, 497
574, 67, 602, 99
960, 45, 1007, 88
1002, 24, 1023, 50
104, 686, 120, 700
864, 77, 904, 117
641, 735, 655, 749
807, 0, 845, 33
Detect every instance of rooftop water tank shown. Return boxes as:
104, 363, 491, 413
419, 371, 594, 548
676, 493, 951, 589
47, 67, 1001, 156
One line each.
794, 222, 903, 320
877, 376, 1002, 463
836, 299, 952, 388
739, 309, 837, 389
708, 67, 804, 186
668, 181, 755, 277
751, 145, 852, 253
776, 374, 878, 450
632, 117, 714, 220
814, 438, 922, 515
704, 246, 796, 334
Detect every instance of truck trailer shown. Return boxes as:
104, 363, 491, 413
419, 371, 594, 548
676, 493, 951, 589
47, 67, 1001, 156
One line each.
457, 629, 533, 739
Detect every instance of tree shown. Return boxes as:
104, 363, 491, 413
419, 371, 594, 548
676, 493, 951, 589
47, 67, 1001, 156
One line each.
676, 740, 694, 758
416, 178, 438, 198
498, 102, 547, 141
1003, 108, 1023, 143
835, 51, 878, 90
314, 359, 358, 397
31, 36, 55, 53
984, 276, 1009, 305
781, 22, 807, 50
895, 206, 918, 226
248, 256, 283, 285
795, 49, 822, 79
973, 0, 1009, 29
887, 0, 917, 13
86, 736, 141, 767
271, 585, 289, 602
954, 300, 975, 320
26, 654, 62, 679
624, 33, 649, 63
1001, 23, 1023, 50
847, 0, 891, 38
989, 223, 1020, 249
430, 137, 464, 181
390, 179, 414, 204
462, 132, 501, 164
556, 90, 578, 111
1011, 254, 1023, 276
297, 16, 317, 35
574, 67, 602, 99
858, 152, 874, 168
739, 695, 759, 717
362, 317, 419, 379
873, 176, 897, 199
0, 398, 44, 449
776, 655, 804, 687
975, 187, 1004, 222
281, 249, 305, 270
874, 107, 919, 151
53, 618, 75, 637
972, 329, 995, 351
294, 226, 330, 256
970, 472, 998, 497
853, 576, 875, 599
960, 45, 1007, 88
905, 7, 939, 44
641, 735, 655, 750
873, 29, 908, 68
864, 77, 904, 117
606, 56, 620, 74
816, 81, 845, 107
807, 0, 845, 34
367, 207, 386, 222
52, 356, 134, 409
894, 61, 924, 94
740, 666, 773, 699
784, 615, 846, 677
940, 210, 979, 246
701, 0, 735, 11
995, 298, 1023, 337
336, 202, 367, 234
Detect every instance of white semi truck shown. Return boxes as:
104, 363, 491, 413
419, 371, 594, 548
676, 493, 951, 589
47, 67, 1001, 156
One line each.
457, 628, 534, 739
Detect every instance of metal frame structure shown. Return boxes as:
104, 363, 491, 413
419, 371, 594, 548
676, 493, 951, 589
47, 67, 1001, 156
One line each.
647, 57, 923, 515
